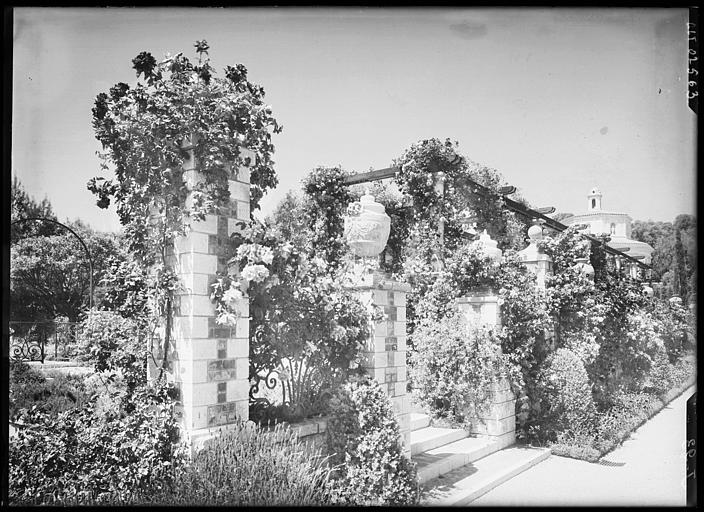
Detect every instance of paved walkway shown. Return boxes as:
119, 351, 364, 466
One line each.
472, 386, 696, 507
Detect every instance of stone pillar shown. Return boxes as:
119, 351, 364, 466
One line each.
456, 290, 501, 328
349, 270, 412, 458
168, 141, 252, 447
517, 222, 553, 291
456, 289, 516, 449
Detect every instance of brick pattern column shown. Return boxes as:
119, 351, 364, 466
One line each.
169, 143, 252, 443
456, 291, 516, 449
349, 271, 412, 458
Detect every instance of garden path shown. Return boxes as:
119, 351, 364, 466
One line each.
471, 386, 695, 507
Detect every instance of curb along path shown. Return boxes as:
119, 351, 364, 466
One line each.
471, 386, 695, 506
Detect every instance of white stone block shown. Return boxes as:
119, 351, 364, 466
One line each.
229, 338, 249, 359
396, 335, 407, 351
235, 166, 250, 184
182, 404, 210, 430
180, 273, 213, 296
176, 359, 210, 385
393, 292, 407, 307
372, 290, 388, 306
396, 306, 406, 322
397, 366, 407, 382
368, 337, 387, 353
229, 180, 250, 202
175, 338, 215, 361
227, 379, 250, 402
174, 232, 210, 255
173, 316, 210, 340
178, 295, 216, 317
235, 357, 249, 378
181, 382, 219, 407
371, 367, 386, 383
362, 351, 387, 369
394, 381, 406, 397
178, 252, 218, 275
191, 214, 219, 235
235, 399, 248, 421
236, 201, 250, 221
394, 321, 406, 336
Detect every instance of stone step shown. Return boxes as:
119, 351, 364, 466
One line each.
410, 412, 431, 431
410, 426, 468, 456
420, 445, 551, 505
413, 436, 499, 484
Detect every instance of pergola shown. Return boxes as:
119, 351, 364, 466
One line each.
343, 166, 651, 273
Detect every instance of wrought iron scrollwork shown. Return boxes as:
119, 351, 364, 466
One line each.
9, 325, 45, 363
9, 321, 81, 363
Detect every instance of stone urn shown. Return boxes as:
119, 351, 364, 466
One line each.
343, 191, 391, 258
471, 230, 503, 264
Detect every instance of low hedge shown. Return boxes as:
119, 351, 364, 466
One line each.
550, 366, 695, 462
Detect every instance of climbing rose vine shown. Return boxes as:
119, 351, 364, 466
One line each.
89, 40, 281, 377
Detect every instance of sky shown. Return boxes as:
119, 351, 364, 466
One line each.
12, 7, 697, 233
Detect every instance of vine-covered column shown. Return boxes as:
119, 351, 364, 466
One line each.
351, 273, 412, 458
343, 192, 412, 458
170, 141, 252, 445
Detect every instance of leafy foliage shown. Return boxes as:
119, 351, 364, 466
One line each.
9, 361, 87, 421
631, 215, 696, 303
9, 380, 183, 505
302, 166, 355, 269
538, 348, 597, 442
10, 227, 123, 323
76, 310, 148, 398
89, 40, 281, 378
212, 218, 375, 422
326, 377, 419, 505
409, 313, 504, 428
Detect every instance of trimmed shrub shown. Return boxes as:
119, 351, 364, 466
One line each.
326, 377, 419, 505
409, 312, 502, 428
540, 348, 597, 441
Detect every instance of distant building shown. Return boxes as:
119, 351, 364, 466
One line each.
561, 187, 654, 265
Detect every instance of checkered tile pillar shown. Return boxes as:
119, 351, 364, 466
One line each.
168, 141, 252, 442
348, 271, 411, 458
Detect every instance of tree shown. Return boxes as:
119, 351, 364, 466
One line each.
88, 40, 281, 378
11, 177, 60, 243
10, 227, 124, 323
673, 214, 696, 304
631, 216, 696, 303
